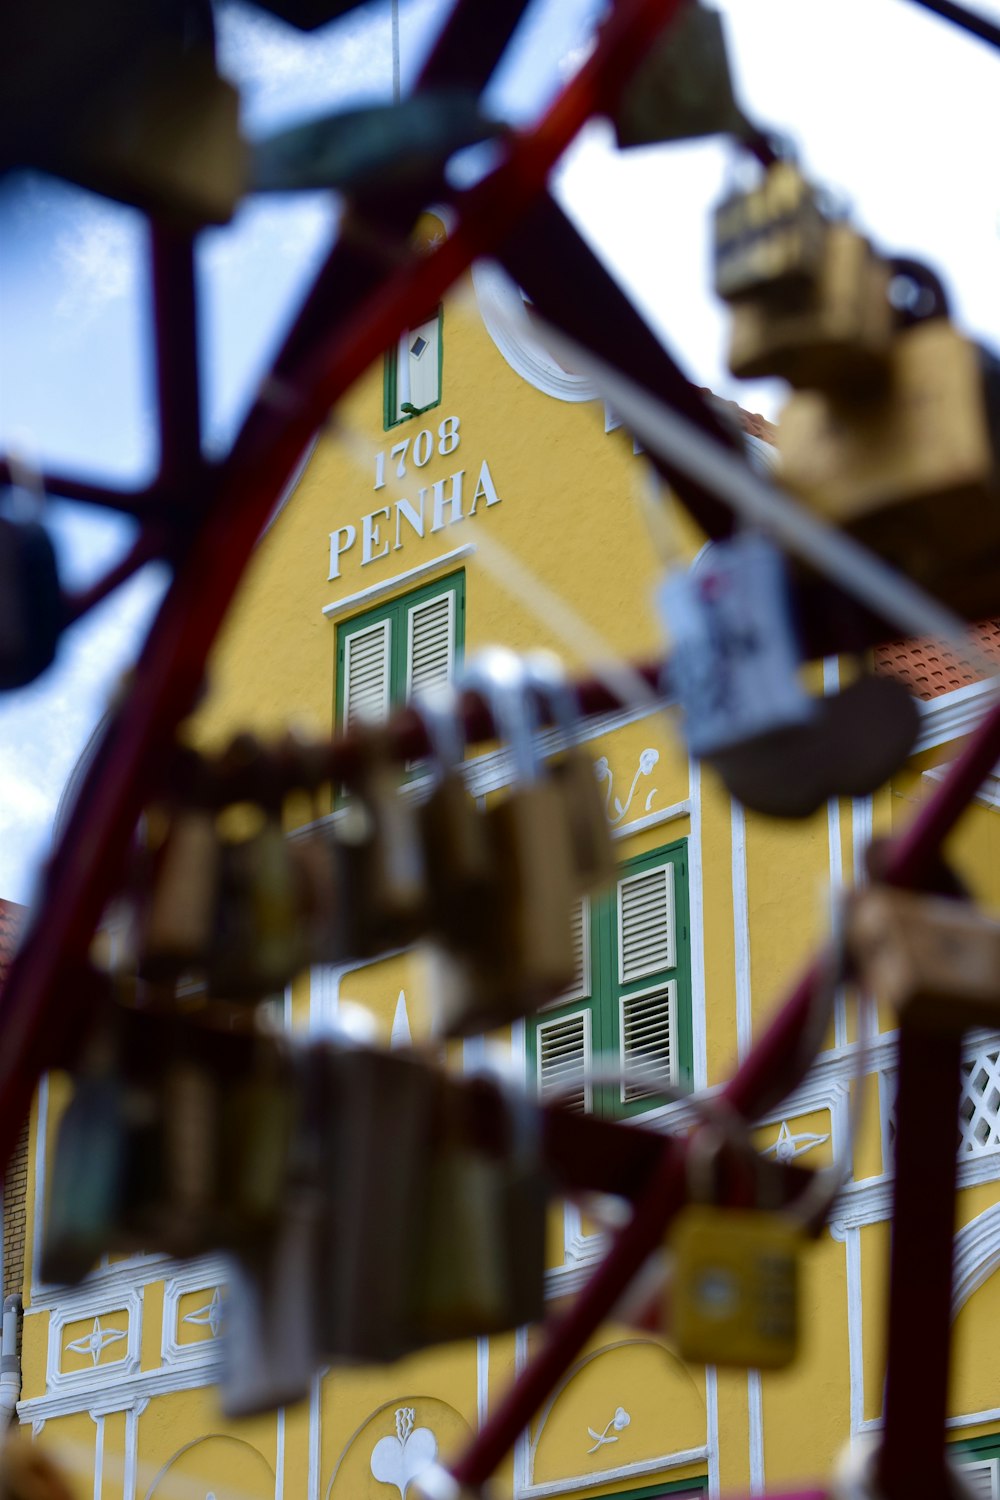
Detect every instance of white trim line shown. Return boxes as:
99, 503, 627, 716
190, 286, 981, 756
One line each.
322, 545, 474, 618
732, 799, 751, 1062
688, 755, 708, 1091
517, 1447, 711, 1499
915, 677, 1000, 753
308, 1371, 322, 1500
706, 1365, 720, 1500
748, 1369, 764, 1494
90, 1411, 104, 1500
276, 1407, 286, 1500
612, 800, 690, 843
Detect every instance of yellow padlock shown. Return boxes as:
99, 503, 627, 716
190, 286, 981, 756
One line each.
671, 1204, 800, 1369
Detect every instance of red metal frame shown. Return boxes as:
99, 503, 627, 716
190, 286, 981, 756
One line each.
1, 1, 996, 1495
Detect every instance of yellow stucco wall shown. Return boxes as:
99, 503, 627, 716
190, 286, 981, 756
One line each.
15, 251, 1000, 1500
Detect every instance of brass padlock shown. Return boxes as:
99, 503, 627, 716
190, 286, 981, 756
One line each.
335, 727, 428, 960
209, 807, 306, 998
713, 160, 828, 306
320, 1041, 435, 1363
439, 650, 577, 1036
727, 224, 892, 391
408, 1077, 512, 1344
525, 652, 615, 897
847, 885, 1000, 1030
414, 683, 496, 955
140, 806, 221, 980
778, 315, 1000, 615
219, 1036, 293, 1240
614, 4, 744, 148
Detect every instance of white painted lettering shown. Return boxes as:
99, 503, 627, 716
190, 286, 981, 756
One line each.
469, 459, 502, 514
362, 507, 390, 565
394, 494, 425, 550
328, 524, 357, 580
429, 469, 466, 533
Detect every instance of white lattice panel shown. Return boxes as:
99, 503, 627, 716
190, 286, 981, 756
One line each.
959, 1044, 1000, 1156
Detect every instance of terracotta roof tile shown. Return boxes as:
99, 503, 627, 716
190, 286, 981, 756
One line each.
874, 621, 1000, 700
697, 387, 777, 446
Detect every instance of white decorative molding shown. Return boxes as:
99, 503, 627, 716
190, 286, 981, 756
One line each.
706, 1364, 720, 1500
915, 678, 1000, 754
161, 1259, 229, 1370
747, 1369, 763, 1496
611, 800, 690, 843
276, 1405, 286, 1500
952, 1201, 1000, 1314
473, 263, 598, 404
19, 1357, 222, 1424
595, 750, 660, 826
90, 1411, 104, 1500
586, 1407, 630, 1455
46, 1286, 142, 1395
309, 1371, 322, 1500
688, 754, 708, 1092
762, 1121, 830, 1163
67, 1317, 127, 1367
518, 1448, 710, 1500
371, 1408, 438, 1500
31, 1246, 170, 1311
923, 762, 1000, 810
477, 1335, 489, 1431
322, 544, 476, 619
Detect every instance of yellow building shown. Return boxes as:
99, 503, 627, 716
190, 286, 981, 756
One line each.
13, 225, 1000, 1500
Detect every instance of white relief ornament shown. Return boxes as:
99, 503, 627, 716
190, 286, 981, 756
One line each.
594, 750, 659, 826
66, 1317, 127, 1367
586, 1407, 631, 1455
183, 1288, 223, 1338
371, 1407, 438, 1500
763, 1120, 830, 1163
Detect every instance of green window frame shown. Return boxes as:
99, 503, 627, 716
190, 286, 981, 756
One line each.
527, 839, 693, 1121
335, 571, 466, 736
383, 307, 444, 430
594, 1478, 707, 1499
950, 1433, 1000, 1497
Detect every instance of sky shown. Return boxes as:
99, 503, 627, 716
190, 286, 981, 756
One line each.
1, 0, 1000, 902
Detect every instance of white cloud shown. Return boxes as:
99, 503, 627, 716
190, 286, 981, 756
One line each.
53, 203, 138, 324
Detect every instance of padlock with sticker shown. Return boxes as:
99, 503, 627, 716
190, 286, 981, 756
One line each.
670, 1119, 801, 1370
657, 532, 815, 761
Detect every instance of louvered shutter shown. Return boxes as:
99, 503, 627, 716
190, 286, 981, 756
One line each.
620, 983, 677, 1103
618, 863, 675, 984
342, 618, 391, 729
541, 898, 590, 1009
537, 1010, 592, 1114
407, 589, 455, 697
961, 1460, 999, 1499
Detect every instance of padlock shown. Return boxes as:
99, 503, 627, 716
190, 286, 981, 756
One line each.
63, 45, 245, 226
208, 808, 306, 998
671, 1206, 800, 1368
498, 1077, 549, 1325
669, 1120, 800, 1369
727, 224, 893, 391
157, 1041, 220, 1255
414, 682, 496, 954
435, 650, 577, 1037
407, 1076, 513, 1344
219, 1035, 294, 1240
335, 727, 428, 960
0, 514, 62, 690
524, 652, 615, 897
0, 1437, 76, 1500
614, 4, 744, 148
140, 806, 221, 980
778, 315, 1000, 616
320, 1041, 435, 1363
847, 885, 1000, 1030
713, 160, 828, 306
42, 1050, 130, 1283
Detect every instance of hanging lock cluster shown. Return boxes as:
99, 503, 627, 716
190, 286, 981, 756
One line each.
0, 506, 62, 690
134, 649, 613, 1037
714, 160, 1000, 616
43, 999, 550, 1416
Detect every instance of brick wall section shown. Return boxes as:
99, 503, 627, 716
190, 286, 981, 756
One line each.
874, 621, 1000, 700
0, 900, 28, 1301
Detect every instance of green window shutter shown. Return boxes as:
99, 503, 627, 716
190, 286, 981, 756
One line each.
619, 981, 678, 1104
618, 862, 676, 984
341, 616, 392, 731
406, 588, 456, 698
383, 311, 443, 428
608, 841, 693, 1116
535, 1004, 594, 1114
961, 1461, 998, 1499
